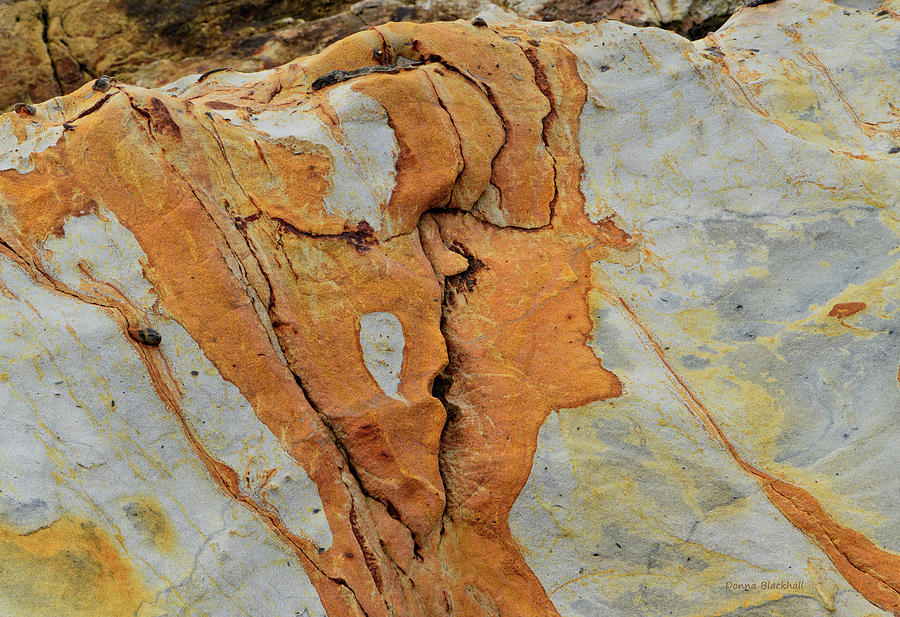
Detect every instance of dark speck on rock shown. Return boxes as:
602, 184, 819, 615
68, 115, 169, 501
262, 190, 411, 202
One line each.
471, 17, 487, 27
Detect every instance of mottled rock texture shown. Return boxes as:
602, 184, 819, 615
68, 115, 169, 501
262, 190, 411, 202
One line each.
0, 0, 744, 110
1, 0, 899, 616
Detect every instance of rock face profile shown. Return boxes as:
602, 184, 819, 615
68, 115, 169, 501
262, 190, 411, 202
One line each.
0, 0, 898, 615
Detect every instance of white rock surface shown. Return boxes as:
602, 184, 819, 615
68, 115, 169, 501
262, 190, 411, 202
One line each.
359, 311, 406, 401
510, 1, 899, 615
0, 211, 328, 616
248, 84, 400, 234
0, 116, 64, 173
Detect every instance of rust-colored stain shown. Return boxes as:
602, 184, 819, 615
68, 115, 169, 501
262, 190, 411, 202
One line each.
0, 516, 150, 617
828, 301, 867, 318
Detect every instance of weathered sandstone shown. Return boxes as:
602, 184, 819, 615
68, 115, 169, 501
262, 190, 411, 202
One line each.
0, 0, 898, 615
0, 0, 744, 111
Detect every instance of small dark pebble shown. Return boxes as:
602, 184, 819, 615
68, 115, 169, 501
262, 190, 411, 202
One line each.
889, 146, 900, 154
13, 103, 36, 116
744, 0, 778, 6
876, 9, 888, 15
600, 65, 610, 72
190, 370, 199, 376
528, 39, 540, 46
62, 122, 76, 131
471, 17, 487, 27
133, 327, 162, 346
93, 75, 112, 92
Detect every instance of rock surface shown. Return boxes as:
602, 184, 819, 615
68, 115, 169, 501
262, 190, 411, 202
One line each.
0, 0, 744, 111
1, 0, 899, 615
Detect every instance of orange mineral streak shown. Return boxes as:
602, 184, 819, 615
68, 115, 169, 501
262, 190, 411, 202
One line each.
259, 226, 451, 541
424, 37, 623, 614
418, 65, 505, 212
609, 293, 900, 614
0, 94, 386, 617
375, 21, 557, 228
0, 23, 611, 615
353, 67, 464, 236
828, 301, 867, 318
27, 246, 360, 615
799, 50, 900, 140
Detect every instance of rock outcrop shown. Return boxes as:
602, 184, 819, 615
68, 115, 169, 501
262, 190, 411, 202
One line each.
0, 0, 898, 615
0, 0, 744, 111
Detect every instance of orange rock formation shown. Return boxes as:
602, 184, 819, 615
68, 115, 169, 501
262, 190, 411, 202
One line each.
0, 12, 898, 617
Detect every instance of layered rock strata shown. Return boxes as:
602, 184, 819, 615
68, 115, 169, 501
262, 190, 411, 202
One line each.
0, 0, 743, 111
0, 0, 898, 615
